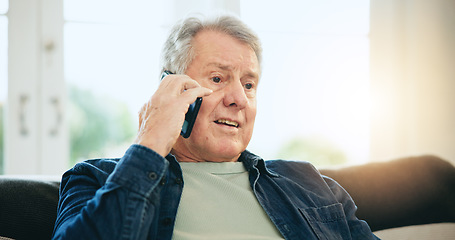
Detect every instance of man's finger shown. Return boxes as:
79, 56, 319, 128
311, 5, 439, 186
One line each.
181, 87, 213, 103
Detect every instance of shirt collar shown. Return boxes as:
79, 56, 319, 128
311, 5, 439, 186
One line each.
165, 150, 278, 177
239, 150, 279, 177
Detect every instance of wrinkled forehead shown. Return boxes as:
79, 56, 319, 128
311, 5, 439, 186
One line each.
191, 29, 261, 76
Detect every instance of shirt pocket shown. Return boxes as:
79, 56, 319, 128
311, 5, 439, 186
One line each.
299, 203, 352, 240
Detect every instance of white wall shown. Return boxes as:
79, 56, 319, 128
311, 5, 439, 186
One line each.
370, 0, 455, 164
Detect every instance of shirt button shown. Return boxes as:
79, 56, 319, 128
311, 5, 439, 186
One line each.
148, 172, 157, 180
175, 178, 183, 185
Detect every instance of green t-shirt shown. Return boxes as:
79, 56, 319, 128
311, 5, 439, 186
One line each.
173, 162, 284, 240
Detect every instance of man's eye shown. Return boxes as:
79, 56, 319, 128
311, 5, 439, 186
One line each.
245, 83, 254, 89
212, 77, 221, 83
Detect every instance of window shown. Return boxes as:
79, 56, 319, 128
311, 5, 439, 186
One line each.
64, 0, 167, 164
241, 0, 370, 167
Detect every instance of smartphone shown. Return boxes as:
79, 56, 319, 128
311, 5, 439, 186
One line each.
161, 70, 202, 138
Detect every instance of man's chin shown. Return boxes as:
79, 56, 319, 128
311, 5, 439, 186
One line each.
206, 144, 245, 162
172, 137, 245, 162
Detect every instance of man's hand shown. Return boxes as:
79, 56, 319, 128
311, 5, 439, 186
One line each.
134, 74, 212, 157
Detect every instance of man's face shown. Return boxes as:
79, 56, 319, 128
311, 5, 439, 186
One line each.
172, 30, 260, 162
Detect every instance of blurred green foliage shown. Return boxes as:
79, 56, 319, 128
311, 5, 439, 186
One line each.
68, 85, 136, 165
277, 136, 347, 167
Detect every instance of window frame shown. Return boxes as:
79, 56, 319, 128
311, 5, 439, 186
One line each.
6, 0, 67, 174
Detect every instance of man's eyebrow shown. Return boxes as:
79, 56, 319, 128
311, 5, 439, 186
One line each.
207, 62, 231, 71
207, 63, 259, 80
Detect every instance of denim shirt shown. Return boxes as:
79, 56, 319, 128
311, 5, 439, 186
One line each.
52, 144, 379, 240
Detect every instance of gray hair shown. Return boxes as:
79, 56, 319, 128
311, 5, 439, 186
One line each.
161, 15, 262, 75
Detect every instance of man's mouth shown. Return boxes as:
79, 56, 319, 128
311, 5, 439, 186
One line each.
214, 119, 239, 128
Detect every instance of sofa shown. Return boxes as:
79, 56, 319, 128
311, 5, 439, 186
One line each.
0, 155, 454, 240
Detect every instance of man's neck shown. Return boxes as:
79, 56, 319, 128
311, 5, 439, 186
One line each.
170, 148, 240, 163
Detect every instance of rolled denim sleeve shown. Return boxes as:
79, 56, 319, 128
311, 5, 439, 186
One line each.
52, 144, 169, 240
323, 176, 381, 240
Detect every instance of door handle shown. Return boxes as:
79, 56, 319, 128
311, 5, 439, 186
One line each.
49, 97, 62, 136
19, 94, 29, 136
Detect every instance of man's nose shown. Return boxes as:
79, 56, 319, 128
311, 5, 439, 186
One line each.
223, 80, 248, 109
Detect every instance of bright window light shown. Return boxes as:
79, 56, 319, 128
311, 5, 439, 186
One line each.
242, 0, 370, 166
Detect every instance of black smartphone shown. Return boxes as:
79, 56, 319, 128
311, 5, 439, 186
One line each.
161, 70, 202, 138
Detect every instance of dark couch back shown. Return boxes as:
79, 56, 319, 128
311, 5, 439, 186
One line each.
0, 178, 59, 240
320, 155, 455, 231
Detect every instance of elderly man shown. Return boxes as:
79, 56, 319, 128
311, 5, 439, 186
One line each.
52, 15, 379, 240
